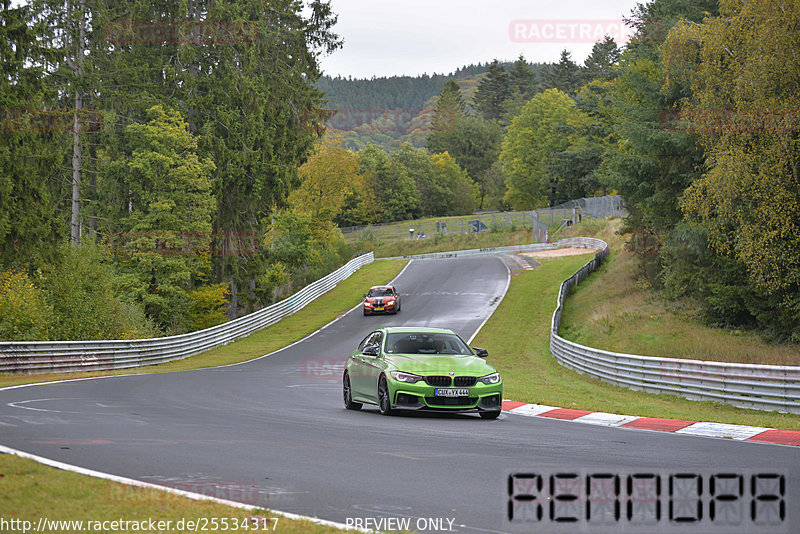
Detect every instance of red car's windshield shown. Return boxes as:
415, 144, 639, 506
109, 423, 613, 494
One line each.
367, 288, 393, 297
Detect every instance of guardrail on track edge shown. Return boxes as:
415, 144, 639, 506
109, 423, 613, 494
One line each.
0, 253, 375, 374
548, 238, 800, 414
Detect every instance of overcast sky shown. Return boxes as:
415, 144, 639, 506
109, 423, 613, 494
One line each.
319, 0, 642, 78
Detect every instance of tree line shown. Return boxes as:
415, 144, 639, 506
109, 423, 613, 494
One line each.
1, 0, 342, 339
3, 0, 797, 343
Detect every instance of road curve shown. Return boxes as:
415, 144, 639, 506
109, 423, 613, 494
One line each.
1, 256, 798, 533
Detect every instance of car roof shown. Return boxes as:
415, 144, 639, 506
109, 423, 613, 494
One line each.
380, 326, 457, 335
368, 285, 394, 290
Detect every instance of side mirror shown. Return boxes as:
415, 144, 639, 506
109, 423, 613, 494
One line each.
362, 294, 367, 298
363, 345, 379, 357
473, 347, 488, 358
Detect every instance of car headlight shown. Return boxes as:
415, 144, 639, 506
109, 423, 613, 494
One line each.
390, 371, 423, 383
385, 299, 394, 304
478, 372, 501, 385
364, 302, 373, 307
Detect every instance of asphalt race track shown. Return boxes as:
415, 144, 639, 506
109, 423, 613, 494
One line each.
1, 257, 799, 534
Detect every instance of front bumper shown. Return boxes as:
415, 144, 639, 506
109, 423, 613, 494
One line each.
387, 379, 502, 413
363, 302, 397, 314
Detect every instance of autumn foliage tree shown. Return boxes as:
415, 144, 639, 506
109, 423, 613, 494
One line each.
662, 0, 800, 338
289, 137, 366, 221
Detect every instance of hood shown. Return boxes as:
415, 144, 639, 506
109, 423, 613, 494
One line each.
384, 354, 495, 376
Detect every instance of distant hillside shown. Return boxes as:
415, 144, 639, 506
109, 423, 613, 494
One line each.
315, 61, 546, 152
316, 63, 493, 110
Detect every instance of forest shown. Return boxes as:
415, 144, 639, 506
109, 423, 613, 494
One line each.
2, 0, 799, 343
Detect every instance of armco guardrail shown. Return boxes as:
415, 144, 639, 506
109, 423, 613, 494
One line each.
0, 253, 374, 374
550, 239, 800, 414
379, 242, 558, 261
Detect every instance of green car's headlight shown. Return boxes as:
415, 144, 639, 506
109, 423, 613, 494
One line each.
390, 371, 423, 383
478, 372, 501, 385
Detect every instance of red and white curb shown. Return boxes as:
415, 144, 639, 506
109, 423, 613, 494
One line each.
505, 254, 535, 270
502, 401, 800, 447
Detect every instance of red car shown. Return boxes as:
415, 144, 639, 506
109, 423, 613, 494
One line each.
363, 285, 401, 316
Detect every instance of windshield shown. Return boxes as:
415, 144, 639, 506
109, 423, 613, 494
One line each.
367, 288, 393, 297
385, 332, 472, 355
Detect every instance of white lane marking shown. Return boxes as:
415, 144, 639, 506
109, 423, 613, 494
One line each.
572, 412, 640, 427
0, 444, 366, 532
407, 291, 492, 296
0, 420, 16, 427
675, 422, 773, 441
6, 415, 71, 425
507, 404, 560, 417
7, 398, 66, 413
468, 257, 511, 344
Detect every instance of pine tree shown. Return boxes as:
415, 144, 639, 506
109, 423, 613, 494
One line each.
30, 0, 97, 245
509, 55, 538, 100
430, 79, 466, 133
0, 1, 65, 268
473, 59, 510, 121
105, 106, 216, 331
543, 50, 583, 95
583, 36, 621, 81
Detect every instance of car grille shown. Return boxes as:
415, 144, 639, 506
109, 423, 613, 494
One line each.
453, 376, 477, 387
425, 396, 478, 407
424, 376, 451, 387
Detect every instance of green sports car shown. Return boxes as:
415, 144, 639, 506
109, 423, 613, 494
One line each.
343, 327, 503, 419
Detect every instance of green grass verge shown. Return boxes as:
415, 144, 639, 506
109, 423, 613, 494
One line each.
0, 453, 356, 534
555, 217, 800, 366
0, 259, 406, 390
472, 255, 800, 430
560, 246, 800, 367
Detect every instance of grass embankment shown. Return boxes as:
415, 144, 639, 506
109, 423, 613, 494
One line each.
343, 209, 570, 243
473, 220, 800, 430
1, 260, 406, 533
0, 259, 405, 391
0, 454, 353, 534
559, 242, 800, 366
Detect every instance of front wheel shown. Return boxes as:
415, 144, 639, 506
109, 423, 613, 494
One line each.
479, 410, 500, 420
343, 373, 362, 411
378, 376, 394, 416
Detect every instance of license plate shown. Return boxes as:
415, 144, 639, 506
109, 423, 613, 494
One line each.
434, 388, 469, 397
375, 307, 384, 311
